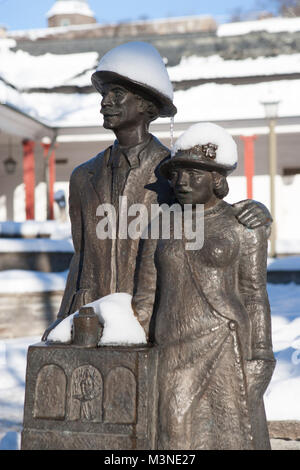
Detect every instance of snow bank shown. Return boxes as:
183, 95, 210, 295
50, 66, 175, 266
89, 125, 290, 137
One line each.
173, 79, 300, 123
264, 282, 300, 420
218, 17, 300, 37
268, 256, 300, 271
0, 238, 73, 253
47, 292, 147, 345
0, 221, 71, 239
46, 1, 95, 19
172, 122, 237, 167
0, 270, 68, 293
0, 335, 40, 450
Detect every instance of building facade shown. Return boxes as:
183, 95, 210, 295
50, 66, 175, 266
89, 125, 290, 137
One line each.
1, 14, 300, 252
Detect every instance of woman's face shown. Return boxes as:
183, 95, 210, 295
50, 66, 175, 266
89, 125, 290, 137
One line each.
169, 167, 216, 206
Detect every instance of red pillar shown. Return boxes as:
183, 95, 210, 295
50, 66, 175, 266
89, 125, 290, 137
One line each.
41, 142, 56, 220
22, 140, 35, 220
240, 135, 256, 200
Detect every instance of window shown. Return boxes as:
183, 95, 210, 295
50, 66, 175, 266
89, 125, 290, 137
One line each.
60, 18, 71, 27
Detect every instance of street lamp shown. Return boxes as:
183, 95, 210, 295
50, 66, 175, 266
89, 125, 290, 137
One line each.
3, 138, 17, 175
261, 97, 280, 258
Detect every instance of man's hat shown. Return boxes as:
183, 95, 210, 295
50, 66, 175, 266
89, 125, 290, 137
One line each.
160, 122, 238, 178
91, 41, 177, 118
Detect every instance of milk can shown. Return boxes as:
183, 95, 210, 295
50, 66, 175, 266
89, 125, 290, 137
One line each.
72, 306, 101, 347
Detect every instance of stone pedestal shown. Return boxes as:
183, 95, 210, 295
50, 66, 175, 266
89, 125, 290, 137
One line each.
21, 342, 158, 450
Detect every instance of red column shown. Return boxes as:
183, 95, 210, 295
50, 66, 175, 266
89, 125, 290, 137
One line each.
22, 140, 35, 220
240, 135, 256, 200
41, 142, 56, 220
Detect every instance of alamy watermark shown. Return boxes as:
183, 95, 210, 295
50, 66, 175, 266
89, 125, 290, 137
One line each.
95, 196, 204, 250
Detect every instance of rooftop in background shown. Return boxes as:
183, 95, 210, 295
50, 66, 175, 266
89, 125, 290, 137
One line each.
6, 14, 217, 42
218, 16, 300, 36
1, 15, 300, 128
2, 14, 300, 43
46, 0, 97, 28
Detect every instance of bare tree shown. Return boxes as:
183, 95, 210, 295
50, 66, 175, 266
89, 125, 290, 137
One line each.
257, 0, 300, 16
230, 7, 246, 22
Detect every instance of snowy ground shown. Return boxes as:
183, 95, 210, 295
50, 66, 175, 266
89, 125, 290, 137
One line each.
0, 281, 300, 450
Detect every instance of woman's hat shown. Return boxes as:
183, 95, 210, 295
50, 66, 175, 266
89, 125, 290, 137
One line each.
160, 122, 238, 178
91, 41, 177, 118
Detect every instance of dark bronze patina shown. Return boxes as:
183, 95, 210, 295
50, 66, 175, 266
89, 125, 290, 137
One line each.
26, 43, 275, 451
133, 150, 275, 450
42, 75, 173, 341
72, 307, 101, 348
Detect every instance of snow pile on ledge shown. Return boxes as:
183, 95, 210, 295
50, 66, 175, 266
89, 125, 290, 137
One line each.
218, 17, 300, 37
47, 293, 147, 345
268, 256, 300, 271
0, 270, 68, 294
0, 221, 71, 239
46, 1, 95, 19
264, 282, 300, 420
0, 238, 74, 253
168, 53, 300, 82
0, 48, 98, 90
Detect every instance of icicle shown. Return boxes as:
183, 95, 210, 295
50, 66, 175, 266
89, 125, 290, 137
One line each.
170, 116, 174, 151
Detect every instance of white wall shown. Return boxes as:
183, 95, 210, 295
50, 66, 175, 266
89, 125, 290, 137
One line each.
225, 174, 300, 254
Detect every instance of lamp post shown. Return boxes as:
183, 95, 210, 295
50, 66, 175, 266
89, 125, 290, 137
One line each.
261, 98, 280, 258
3, 138, 17, 175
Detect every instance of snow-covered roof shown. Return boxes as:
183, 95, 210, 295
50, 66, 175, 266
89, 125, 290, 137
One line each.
2, 74, 300, 128
7, 22, 101, 41
1, 26, 300, 130
218, 16, 300, 37
173, 79, 300, 124
0, 47, 98, 90
168, 53, 300, 82
46, 0, 95, 19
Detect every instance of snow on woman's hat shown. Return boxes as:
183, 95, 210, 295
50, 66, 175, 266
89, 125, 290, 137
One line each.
160, 122, 238, 178
91, 41, 177, 118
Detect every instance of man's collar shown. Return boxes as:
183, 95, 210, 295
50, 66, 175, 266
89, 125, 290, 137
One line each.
107, 135, 152, 169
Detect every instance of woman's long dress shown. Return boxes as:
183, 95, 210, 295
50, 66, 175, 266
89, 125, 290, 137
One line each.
134, 200, 275, 450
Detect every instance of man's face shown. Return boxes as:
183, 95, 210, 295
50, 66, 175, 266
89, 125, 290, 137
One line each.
100, 83, 144, 131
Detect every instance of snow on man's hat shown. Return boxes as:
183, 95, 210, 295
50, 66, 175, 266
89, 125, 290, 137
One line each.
160, 122, 238, 178
91, 41, 177, 118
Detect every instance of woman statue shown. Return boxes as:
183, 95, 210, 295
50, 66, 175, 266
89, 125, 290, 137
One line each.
132, 123, 275, 450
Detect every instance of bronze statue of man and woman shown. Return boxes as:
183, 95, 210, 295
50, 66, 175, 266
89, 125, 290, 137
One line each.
42, 41, 275, 450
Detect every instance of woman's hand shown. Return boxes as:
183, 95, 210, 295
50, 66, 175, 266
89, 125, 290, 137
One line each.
245, 357, 276, 400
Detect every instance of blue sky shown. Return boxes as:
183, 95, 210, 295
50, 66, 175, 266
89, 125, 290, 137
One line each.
0, 0, 274, 31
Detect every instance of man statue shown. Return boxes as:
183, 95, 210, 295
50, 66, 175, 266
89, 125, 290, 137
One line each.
42, 42, 271, 340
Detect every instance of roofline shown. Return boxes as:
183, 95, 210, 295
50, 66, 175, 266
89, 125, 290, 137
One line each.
0, 102, 56, 140
55, 116, 300, 143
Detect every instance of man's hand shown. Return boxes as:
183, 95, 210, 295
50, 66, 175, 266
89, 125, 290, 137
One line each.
41, 318, 63, 342
232, 200, 272, 229
131, 299, 149, 341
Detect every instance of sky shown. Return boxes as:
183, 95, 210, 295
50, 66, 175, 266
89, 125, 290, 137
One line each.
0, 0, 275, 31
